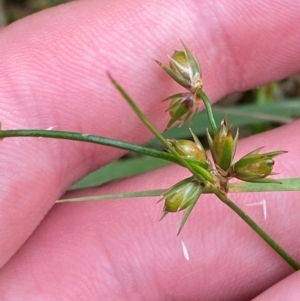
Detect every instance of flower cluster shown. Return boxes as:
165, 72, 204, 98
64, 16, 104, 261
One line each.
157, 43, 286, 234
156, 42, 203, 130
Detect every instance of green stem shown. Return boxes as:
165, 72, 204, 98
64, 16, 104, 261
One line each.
60, 180, 300, 269
197, 89, 218, 135
57, 189, 166, 203
209, 183, 300, 270
194, 88, 298, 268
0, 129, 180, 164
108, 74, 212, 185
60, 178, 300, 202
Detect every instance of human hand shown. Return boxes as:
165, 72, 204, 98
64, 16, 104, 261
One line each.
0, 0, 300, 300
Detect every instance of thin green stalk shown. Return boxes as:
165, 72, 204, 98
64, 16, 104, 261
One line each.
0, 129, 180, 164
197, 89, 218, 135
58, 178, 300, 203
57, 189, 166, 203
108, 74, 212, 185
229, 178, 300, 192
194, 87, 299, 269
208, 183, 300, 270
59, 181, 300, 269
66, 178, 300, 200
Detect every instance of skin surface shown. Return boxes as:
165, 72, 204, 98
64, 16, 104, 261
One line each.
0, 0, 300, 299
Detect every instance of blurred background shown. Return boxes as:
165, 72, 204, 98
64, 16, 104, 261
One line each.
2, 0, 300, 190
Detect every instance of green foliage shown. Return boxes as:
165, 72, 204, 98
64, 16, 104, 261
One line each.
71, 156, 171, 190
3, 0, 70, 24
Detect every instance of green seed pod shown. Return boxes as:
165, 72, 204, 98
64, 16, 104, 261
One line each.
159, 177, 204, 234
170, 51, 191, 82
155, 41, 202, 93
168, 129, 210, 169
172, 139, 206, 161
207, 119, 239, 171
229, 147, 287, 183
160, 177, 201, 212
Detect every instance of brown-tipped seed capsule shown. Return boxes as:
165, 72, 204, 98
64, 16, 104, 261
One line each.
207, 119, 239, 171
155, 42, 202, 93
155, 42, 203, 130
228, 147, 287, 183
163, 93, 201, 130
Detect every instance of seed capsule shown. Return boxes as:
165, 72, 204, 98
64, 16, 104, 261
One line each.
159, 176, 204, 235
163, 93, 199, 130
229, 147, 287, 183
167, 129, 210, 169
207, 119, 239, 171
156, 42, 202, 92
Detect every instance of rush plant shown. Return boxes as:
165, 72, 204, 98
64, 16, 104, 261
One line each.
1, 42, 300, 270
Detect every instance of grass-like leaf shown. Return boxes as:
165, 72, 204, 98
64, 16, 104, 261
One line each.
60, 177, 300, 203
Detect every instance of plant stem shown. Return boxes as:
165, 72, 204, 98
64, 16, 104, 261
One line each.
197, 89, 218, 135
209, 183, 300, 270
108, 74, 213, 185
0, 129, 180, 163
58, 178, 300, 203
60, 178, 300, 269
194, 88, 299, 268
57, 189, 166, 203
